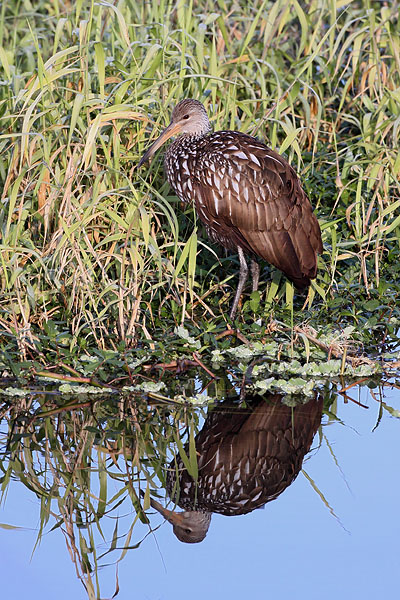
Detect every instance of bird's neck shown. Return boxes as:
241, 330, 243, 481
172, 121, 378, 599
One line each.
166, 132, 210, 157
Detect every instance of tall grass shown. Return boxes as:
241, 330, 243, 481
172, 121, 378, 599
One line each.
1, 0, 400, 360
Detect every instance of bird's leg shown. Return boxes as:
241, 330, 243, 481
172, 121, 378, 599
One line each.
230, 246, 248, 320
250, 258, 260, 292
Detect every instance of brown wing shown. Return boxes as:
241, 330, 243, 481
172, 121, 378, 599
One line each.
192, 132, 323, 288
167, 395, 323, 515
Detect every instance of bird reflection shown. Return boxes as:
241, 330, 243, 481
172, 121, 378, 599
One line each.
150, 393, 323, 543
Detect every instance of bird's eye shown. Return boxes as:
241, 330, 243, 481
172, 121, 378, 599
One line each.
182, 114, 190, 120
184, 528, 192, 534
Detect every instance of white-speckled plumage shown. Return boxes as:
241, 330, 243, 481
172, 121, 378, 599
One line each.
139, 99, 323, 317
165, 395, 323, 520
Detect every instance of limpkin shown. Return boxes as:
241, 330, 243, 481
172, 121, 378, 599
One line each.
148, 394, 323, 543
139, 99, 323, 319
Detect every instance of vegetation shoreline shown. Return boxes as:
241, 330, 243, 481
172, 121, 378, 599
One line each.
1, 0, 400, 387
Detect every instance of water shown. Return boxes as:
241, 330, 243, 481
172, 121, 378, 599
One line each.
0, 382, 399, 600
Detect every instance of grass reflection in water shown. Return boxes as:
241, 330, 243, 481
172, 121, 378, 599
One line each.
1, 376, 397, 598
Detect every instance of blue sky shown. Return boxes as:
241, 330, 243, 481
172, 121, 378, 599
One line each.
1, 384, 399, 600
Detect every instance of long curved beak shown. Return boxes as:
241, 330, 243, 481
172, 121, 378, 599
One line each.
149, 496, 184, 526
138, 121, 182, 167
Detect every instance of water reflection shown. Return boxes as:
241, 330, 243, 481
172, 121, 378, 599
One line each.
0, 378, 399, 599
150, 394, 322, 542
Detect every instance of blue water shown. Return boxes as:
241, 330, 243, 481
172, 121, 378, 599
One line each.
1, 384, 399, 600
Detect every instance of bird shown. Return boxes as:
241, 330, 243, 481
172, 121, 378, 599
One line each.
138, 99, 323, 319
147, 394, 323, 543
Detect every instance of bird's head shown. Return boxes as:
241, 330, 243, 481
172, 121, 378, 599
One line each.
138, 99, 211, 166
149, 496, 211, 544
